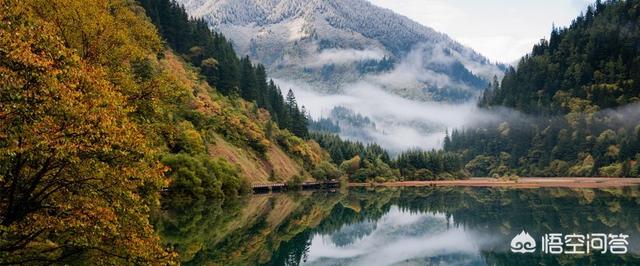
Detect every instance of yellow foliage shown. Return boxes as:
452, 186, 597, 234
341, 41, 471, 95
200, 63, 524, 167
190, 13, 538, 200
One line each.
0, 0, 174, 263
568, 153, 595, 177
0, 0, 332, 263
276, 131, 322, 167
599, 163, 623, 177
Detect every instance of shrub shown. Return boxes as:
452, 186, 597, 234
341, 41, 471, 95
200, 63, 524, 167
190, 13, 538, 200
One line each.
568, 153, 595, 176
599, 163, 623, 177
161, 154, 247, 201
340, 156, 361, 175
311, 161, 342, 181
286, 174, 305, 189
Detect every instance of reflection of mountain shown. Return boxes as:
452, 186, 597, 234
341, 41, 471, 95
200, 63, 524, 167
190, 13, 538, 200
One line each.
156, 187, 640, 265
303, 207, 484, 265
174, 0, 505, 102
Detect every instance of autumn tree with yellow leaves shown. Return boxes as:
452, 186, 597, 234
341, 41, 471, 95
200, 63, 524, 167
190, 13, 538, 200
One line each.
0, 0, 176, 263
0, 0, 337, 262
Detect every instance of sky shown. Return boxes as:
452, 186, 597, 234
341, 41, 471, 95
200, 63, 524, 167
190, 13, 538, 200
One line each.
367, 0, 594, 63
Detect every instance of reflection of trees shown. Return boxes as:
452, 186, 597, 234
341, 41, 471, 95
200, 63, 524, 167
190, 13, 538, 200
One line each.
152, 198, 246, 262
267, 230, 312, 266
393, 187, 640, 265
154, 191, 344, 265
482, 250, 638, 265
339, 187, 640, 265
329, 221, 376, 247
156, 187, 640, 265
392, 187, 640, 238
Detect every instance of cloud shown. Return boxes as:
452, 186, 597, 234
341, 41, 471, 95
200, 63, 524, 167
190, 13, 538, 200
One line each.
368, 44, 460, 90
276, 77, 497, 154
307, 48, 386, 67
276, 43, 507, 154
570, 0, 594, 9
457, 36, 540, 66
303, 206, 497, 266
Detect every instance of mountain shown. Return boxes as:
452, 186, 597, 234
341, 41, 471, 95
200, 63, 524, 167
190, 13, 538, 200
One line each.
1, 0, 335, 263
448, 0, 640, 178
174, 0, 505, 102
481, 0, 640, 114
1, 0, 471, 263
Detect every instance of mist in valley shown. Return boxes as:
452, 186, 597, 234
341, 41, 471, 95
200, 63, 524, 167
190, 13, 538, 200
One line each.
268, 39, 512, 154
276, 78, 492, 154
279, 75, 640, 156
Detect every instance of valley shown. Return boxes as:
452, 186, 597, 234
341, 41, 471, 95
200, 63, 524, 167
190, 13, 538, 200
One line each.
2, 0, 640, 265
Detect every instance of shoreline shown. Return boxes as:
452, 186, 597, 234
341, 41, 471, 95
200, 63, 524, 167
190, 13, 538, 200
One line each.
348, 177, 640, 188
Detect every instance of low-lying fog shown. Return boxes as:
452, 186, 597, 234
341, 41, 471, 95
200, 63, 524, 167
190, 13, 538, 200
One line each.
281, 72, 640, 155
273, 42, 640, 155
276, 78, 497, 154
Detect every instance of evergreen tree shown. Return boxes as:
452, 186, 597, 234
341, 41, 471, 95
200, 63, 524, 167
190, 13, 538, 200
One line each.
239, 56, 257, 101
482, 0, 640, 114
138, 0, 310, 138
453, 0, 640, 177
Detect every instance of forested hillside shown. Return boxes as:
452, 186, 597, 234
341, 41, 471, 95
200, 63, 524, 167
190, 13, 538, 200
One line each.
0, 0, 330, 263
174, 0, 504, 102
138, 0, 470, 183
481, 0, 640, 114
449, 0, 640, 177
311, 133, 466, 182
139, 0, 310, 138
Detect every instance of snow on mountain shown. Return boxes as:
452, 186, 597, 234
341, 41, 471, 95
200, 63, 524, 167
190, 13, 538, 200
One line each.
176, 0, 505, 102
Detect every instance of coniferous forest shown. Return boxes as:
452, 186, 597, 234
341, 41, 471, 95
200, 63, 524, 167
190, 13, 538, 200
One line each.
2, 0, 640, 264
0, 0, 326, 263
451, 0, 640, 177
139, 0, 310, 138
0, 0, 462, 263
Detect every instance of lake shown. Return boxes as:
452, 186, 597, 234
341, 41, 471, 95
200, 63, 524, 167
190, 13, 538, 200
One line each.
155, 187, 640, 265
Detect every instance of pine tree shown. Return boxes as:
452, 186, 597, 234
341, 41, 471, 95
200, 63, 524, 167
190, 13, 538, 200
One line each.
255, 64, 269, 108
139, 0, 313, 139
286, 89, 298, 112
239, 56, 257, 101
298, 106, 310, 139
443, 129, 452, 150
282, 89, 309, 138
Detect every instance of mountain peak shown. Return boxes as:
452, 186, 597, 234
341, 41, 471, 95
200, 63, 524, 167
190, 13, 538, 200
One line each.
180, 0, 325, 25
176, 0, 505, 102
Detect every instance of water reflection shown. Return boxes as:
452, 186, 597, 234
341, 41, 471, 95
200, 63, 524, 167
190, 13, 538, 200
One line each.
155, 187, 640, 265
304, 207, 488, 265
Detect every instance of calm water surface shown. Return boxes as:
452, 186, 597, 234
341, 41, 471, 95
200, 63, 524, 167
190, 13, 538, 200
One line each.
155, 187, 640, 265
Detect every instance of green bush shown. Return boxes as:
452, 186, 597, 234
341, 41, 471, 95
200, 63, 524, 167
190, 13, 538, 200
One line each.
161, 153, 248, 201
548, 160, 569, 176
311, 161, 342, 181
174, 121, 206, 154
413, 168, 434, 180
631, 155, 640, 177
599, 163, 623, 177
349, 157, 398, 183
339, 156, 361, 175
286, 174, 305, 189
568, 153, 595, 177
465, 155, 495, 177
